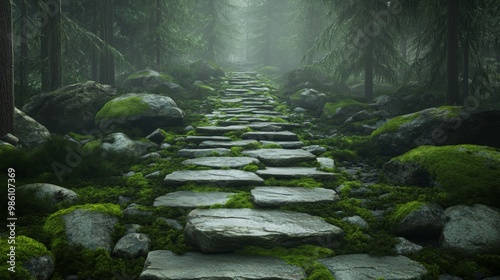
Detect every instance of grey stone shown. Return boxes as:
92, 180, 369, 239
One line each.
242, 149, 316, 166
123, 70, 181, 95
260, 141, 304, 149
246, 123, 283, 131
123, 171, 136, 177
242, 131, 299, 141
182, 157, 260, 169
395, 237, 423, 255
342, 216, 369, 229
319, 254, 427, 280
24, 255, 54, 280
141, 152, 161, 160
317, 157, 335, 169
303, 145, 326, 155
394, 203, 445, 240
184, 125, 195, 132
160, 143, 171, 149
125, 224, 142, 234
290, 88, 327, 110
439, 274, 463, 280
113, 233, 151, 258
95, 93, 185, 135
14, 108, 50, 148
196, 125, 248, 135
140, 250, 306, 280
199, 139, 258, 148
164, 170, 264, 187
18, 183, 78, 204
225, 88, 249, 93
294, 107, 308, 113
220, 98, 242, 103
145, 128, 165, 145
22, 81, 117, 134
441, 204, 500, 254
251, 187, 339, 207
61, 209, 119, 252
156, 218, 183, 230
154, 191, 235, 208
123, 204, 153, 217
185, 208, 344, 253
145, 171, 161, 178
100, 133, 150, 157
185, 136, 232, 144
256, 167, 336, 180
177, 148, 231, 158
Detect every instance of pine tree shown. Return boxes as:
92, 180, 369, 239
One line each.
0, 0, 15, 137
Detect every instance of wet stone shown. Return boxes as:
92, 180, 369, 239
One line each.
199, 139, 258, 148
196, 125, 249, 136
251, 187, 340, 207
242, 131, 299, 141
260, 141, 304, 149
242, 149, 316, 166
177, 148, 231, 158
182, 156, 260, 168
256, 167, 336, 180
185, 136, 232, 144
154, 191, 235, 208
164, 169, 265, 187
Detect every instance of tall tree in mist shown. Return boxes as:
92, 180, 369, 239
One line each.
201, 0, 235, 62
99, 0, 115, 85
0, 0, 15, 137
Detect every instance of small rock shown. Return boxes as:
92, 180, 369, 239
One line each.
18, 183, 78, 204
294, 107, 307, 113
113, 233, 151, 258
302, 145, 326, 155
125, 224, 142, 234
123, 204, 153, 217
184, 125, 195, 132
141, 152, 162, 160
145, 171, 161, 178
395, 237, 423, 255
123, 171, 136, 177
146, 128, 166, 145
160, 143, 171, 149
157, 218, 183, 230
317, 157, 335, 169
118, 196, 132, 204
342, 216, 369, 229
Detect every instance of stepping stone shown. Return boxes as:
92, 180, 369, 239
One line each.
243, 101, 265, 106
256, 167, 336, 180
243, 149, 316, 166
250, 87, 270, 92
242, 104, 275, 110
253, 114, 289, 119
153, 191, 234, 208
260, 141, 304, 149
241, 97, 271, 102
247, 123, 283, 131
185, 208, 344, 253
318, 254, 427, 280
177, 148, 230, 158
140, 250, 306, 280
200, 139, 258, 148
252, 110, 280, 115
251, 187, 340, 207
225, 88, 249, 93
220, 98, 242, 103
242, 131, 299, 141
164, 170, 264, 187
219, 108, 257, 114
185, 136, 232, 144
218, 120, 251, 126
236, 117, 269, 122
182, 157, 260, 168
196, 125, 248, 136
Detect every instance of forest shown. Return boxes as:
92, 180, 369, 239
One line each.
1, 0, 500, 279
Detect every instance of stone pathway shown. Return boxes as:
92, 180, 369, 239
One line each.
139, 70, 425, 279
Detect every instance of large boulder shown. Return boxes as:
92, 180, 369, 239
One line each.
96, 132, 156, 157
112, 233, 151, 258
323, 99, 368, 123
122, 70, 181, 95
383, 145, 500, 206
371, 106, 500, 156
22, 81, 117, 134
18, 183, 79, 205
390, 202, 446, 240
14, 108, 50, 148
95, 93, 185, 135
290, 88, 327, 111
441, 204, 500, 254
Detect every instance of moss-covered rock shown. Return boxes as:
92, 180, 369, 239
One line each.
123, 69, 182, 95
371, 106, 500, 156
322, 99, 368, 123
383, 144, 500, 206
0, 236, 54, 280
95, 93, 185, 135
22, 81, 118, 134
290, 88, 327, 111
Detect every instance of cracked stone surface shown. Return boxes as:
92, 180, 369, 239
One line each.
242, 149, 316, 166
182, 157, 260, 168
242, 131, 299, 141
184, 208, 344, 253
140, 250, 306, 280
319, 254, 427, 280
260, 141, 304, 149
164, 170, 264, 186
251, 187, 340, 207
196, 125, 249, 135
199, 139, 258, 148
153, 191, 235, 208
256, 167, 336, 179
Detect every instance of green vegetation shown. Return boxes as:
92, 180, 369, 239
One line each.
95, 96, 149, 120
389, 144, 500, 206
0, 236, 52, 280
257, 66, 282, 76
370, 113, 420, 138
388, 201, 427, 225
265, 177, 323, 188
322, 99, 368, 116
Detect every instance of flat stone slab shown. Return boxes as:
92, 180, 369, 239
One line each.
225, 88, 249, 93
218, 120, 251, 126
177, 148, 231, 158
185, 208, 344, 253
154, 191, 234, 208
251, 187, 340, 207
260, 141, 304, 149
319, 254, 427, 280
242, 131, 299, 141
164, 170, 264, 187
252, 110, 280, 115
236, 117, 269, 122
185, 136, 232, 144
220, 98, 242, 103
182, 157, 260, 168
196, 125, 248, 136
200, 139, 258, 148
140, 250, 306, 280
256, 167, 336, 180
243, 149, 316, 166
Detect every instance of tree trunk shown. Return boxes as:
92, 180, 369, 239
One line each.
18, 0, 28, 106
40, 1, 50, 92
155, 0, 162, 71
447, 0, 460, 105
462, 34, 469, 101
364, 42, 374, 99
496, 43, 500, 74
91, 0, 99, 81
0, 0, 15, 137
99, 0, 115, 86
49, 0, 62, 90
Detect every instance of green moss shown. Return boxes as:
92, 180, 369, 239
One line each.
225, 192, 254, 209
305, 262, 336, 280
242, 164, 260, 172
371, 113, 420, 138
323, 99, 367, 116
265, 177, 323, 188
95, 96, 149, 120
389, 201, 426, 224
82, 139, 102, 153
237, 245, 334, 267
0, 236, 51, 279
391, 144, 500, 206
